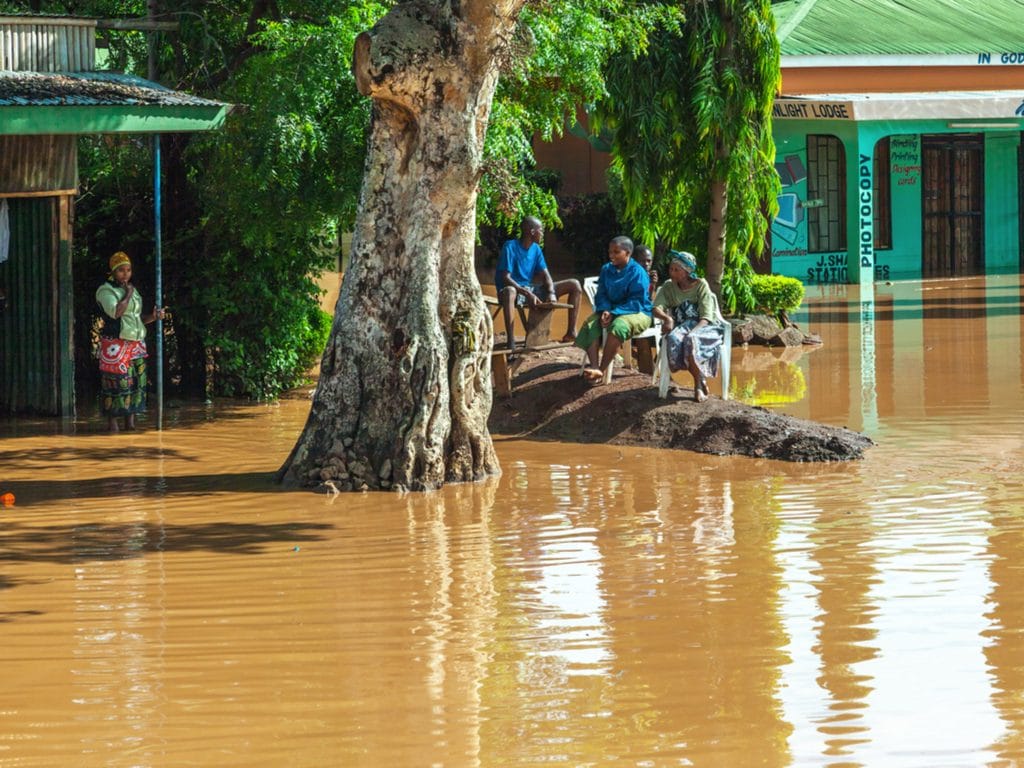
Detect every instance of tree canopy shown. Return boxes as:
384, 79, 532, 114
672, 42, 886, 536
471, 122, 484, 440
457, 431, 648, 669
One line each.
597, 0, 781, 312
2, 0, 680, 400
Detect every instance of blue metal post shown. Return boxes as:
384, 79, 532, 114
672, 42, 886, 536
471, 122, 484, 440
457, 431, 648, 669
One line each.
154, 134, 163, 430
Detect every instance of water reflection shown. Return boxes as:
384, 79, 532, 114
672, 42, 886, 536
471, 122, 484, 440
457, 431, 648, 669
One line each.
731, 346, 810, 406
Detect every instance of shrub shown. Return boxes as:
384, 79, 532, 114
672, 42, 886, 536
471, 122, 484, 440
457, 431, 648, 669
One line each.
750, 274, 805, 318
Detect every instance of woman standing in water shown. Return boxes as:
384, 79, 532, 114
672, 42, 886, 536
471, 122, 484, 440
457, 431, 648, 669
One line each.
95, 251, 164, 432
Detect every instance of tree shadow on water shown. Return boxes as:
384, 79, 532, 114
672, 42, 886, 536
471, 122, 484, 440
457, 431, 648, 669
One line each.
0, 519, 334, 566
0, 445, 200, 472
3, 470, 286, 507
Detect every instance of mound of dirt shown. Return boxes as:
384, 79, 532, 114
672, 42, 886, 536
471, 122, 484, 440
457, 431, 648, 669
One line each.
487, 347, 872, 462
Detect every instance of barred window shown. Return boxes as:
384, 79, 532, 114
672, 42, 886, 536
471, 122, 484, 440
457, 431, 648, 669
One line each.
806, 135, 847, 253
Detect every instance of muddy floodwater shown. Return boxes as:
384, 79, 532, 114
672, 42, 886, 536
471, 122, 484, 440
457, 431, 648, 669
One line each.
2, 275, 1023, 767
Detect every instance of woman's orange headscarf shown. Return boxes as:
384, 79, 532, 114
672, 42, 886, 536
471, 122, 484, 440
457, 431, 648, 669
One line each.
108, 251, 131, 275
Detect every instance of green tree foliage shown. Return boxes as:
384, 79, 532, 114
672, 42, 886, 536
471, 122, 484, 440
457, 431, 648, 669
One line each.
5, 0, 388, 399
597, 0, 782, 314
479, 0, 682, 236
184, 9, 386, 397
5, 0, 678, 399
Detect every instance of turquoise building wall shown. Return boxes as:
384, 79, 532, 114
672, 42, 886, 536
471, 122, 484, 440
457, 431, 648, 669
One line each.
985, 131, 1021, 273
771, 121, 1021, 284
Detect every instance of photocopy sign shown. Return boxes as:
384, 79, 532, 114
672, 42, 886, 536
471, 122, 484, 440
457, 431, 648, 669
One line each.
772, 100, 854, 120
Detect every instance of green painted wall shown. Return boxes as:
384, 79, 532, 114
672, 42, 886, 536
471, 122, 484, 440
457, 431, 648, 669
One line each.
882, 133, 923, 280
0, 198, 58, 414
984, 131, 1020, 272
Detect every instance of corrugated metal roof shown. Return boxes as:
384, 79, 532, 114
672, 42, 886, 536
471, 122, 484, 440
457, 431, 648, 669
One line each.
773, 0, 1024, 55
0, 70, 225, 107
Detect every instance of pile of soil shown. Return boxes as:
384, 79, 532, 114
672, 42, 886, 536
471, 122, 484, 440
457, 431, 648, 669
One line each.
487, 347, 872, 462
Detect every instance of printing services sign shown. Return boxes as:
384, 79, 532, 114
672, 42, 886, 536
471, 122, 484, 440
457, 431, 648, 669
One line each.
772, 100, 854, 120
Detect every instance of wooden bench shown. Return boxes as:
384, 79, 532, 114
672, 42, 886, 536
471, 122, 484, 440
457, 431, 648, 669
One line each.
484, 294, 576, 397
490, 341, 576, 398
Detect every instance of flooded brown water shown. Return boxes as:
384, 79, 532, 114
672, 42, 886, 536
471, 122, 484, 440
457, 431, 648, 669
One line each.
2, 275, 1023, 766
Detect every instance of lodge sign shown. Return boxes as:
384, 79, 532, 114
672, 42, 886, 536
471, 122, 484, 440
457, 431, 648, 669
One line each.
772, 100, 854, 120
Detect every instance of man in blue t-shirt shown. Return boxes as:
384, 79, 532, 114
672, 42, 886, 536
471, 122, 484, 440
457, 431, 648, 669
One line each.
495, 216, 581, 351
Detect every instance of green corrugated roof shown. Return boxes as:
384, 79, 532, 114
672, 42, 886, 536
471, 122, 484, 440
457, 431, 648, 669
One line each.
773, 0, 1024, 55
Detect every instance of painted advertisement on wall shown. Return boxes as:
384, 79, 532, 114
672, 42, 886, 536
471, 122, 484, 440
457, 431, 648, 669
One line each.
771, 150, 808, 261
883, 134, 923, 280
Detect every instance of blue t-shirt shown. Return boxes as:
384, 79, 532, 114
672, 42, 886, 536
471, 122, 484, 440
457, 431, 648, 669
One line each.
594, 258, 652, 316
495, 239, 548, 290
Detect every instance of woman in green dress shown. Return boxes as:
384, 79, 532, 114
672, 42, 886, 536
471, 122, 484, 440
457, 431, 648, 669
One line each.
651, 250, 723, 402
95, 251, 164, 432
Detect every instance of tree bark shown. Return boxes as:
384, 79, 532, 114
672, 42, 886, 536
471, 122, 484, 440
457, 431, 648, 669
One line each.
278, 0, 524, 492
706, 166, 728, 301
705, 0, 735, 305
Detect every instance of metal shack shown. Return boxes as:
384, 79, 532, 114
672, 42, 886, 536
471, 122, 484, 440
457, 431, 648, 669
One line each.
0, 15, 230, 417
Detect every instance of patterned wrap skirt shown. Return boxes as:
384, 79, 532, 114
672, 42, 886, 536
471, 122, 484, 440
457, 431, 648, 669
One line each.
665, 302, 723, 379
99, 337, 147, 416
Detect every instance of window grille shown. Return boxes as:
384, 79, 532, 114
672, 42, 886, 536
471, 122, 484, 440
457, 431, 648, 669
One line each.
806, 135, 846, 253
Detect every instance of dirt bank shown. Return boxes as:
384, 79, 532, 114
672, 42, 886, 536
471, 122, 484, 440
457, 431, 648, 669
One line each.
487, 347, 872, 462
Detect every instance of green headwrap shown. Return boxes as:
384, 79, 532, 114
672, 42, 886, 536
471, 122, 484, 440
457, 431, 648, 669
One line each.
668, 250, 698, 279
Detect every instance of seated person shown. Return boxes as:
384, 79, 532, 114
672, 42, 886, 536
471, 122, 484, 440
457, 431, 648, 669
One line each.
634, 244, 659, 301
576, 236, 652, 382
495, 216, 581, 351
651, 250, 724, 402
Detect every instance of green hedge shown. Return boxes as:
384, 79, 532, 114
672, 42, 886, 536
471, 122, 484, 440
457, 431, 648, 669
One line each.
750, 274, 804, 317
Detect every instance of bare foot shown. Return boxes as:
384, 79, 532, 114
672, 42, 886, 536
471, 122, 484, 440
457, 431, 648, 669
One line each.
695, 382, 708, 403
108, 418, 119, 433
125, 415, 137, 431
583, 367, 603, 382
560, 333, 577, 344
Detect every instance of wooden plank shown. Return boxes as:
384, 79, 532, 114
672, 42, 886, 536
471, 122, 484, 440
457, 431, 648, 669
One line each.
491, 353, 512, 398
490, 341, 574, 358
523, 301, 573, 348
490, 341, 576, 397
633, 337, 656, 375
0, 189, 78, 199
56, 195, 74, 418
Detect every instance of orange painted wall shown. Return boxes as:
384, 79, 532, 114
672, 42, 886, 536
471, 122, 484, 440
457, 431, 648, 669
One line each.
782, 65, 1024, 94
532, 131, 611, 196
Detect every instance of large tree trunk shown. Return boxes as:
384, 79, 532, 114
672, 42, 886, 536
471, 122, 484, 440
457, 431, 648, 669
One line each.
278, 0, 522, 492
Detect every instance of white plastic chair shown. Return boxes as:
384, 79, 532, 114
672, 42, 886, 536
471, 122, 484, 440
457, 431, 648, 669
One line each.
652, 291, 731, 400
579, 276, 660, 383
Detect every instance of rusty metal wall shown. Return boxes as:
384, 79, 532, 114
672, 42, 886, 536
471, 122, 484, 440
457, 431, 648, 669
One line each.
0, 135, 77, 195
0, 17, 95, 72
0, 197, 59, 415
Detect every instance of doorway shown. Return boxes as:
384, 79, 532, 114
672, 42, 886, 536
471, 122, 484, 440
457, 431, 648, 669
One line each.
921, 134, 984, 277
